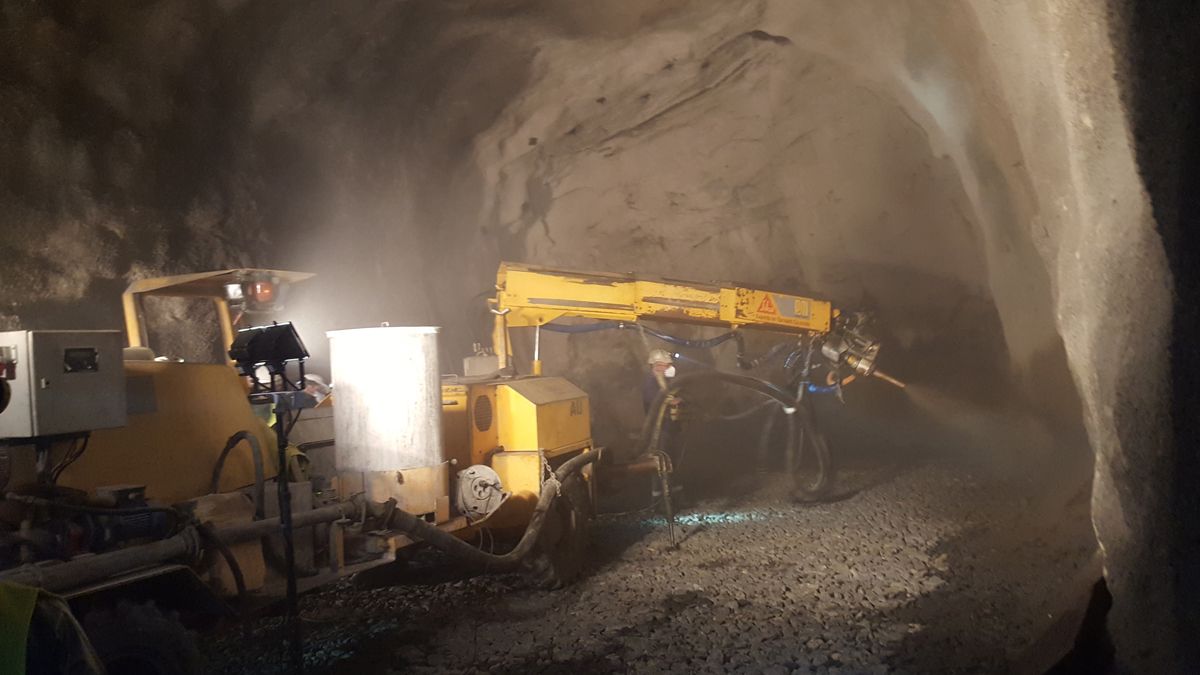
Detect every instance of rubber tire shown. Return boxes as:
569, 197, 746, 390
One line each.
793, 402, 834, 502
523, 473, 592, 589
83, 601, 200, 675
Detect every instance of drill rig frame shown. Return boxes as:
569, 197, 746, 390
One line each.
488, 262, 901, 505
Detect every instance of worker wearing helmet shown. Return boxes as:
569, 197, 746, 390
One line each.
642, 348, 679, 414
643, 349, 685, 503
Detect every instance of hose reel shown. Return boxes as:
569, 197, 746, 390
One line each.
455, 465, 509, 521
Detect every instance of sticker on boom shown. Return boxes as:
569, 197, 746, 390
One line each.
757, 294, 779, 316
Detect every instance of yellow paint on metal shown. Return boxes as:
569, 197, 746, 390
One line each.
734, 289, 832, 332
58, 361, 279, 504
121, 268, 314, 353
214, 297, 236, 360
440, 374, 592, 527
494, 261, 833, 335
491, 311, 510, 369
496, 378, 591, 457
363, 464, 451, 521
124, 269, 315, 298
468, 385, 500, 466
123, 291, 145, 348
440, 384, 471, 468
491, 451, 542, 502
485, 450, 542, 530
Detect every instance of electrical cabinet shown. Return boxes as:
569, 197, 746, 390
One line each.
0, 330, 127, 438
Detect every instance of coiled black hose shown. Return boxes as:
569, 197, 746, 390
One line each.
637, 370, 832, 500
209, 431, 317, 577
638, 371, 798, 457
388, 449, 599, 570
209, 431, 265, 521
197, 522, 246, 600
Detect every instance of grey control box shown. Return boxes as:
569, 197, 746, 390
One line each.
0, 330, 127, 439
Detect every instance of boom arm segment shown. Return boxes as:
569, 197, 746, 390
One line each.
494, 263, 834, 333
491, 262, 837, 369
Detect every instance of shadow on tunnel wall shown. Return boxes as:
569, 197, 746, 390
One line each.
1107, 0, 1200, 670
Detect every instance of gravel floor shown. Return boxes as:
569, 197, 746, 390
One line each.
204, 453, 1097, 675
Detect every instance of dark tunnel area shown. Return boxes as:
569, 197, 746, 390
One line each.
1, 0, 1199, 673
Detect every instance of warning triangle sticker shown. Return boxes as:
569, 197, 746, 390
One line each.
757, 294, 778, 315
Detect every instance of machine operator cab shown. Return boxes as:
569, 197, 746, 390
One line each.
51, 269, 315, 505
122, 269, 313, 365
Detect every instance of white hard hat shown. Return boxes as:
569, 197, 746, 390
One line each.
647, 348, 674, 365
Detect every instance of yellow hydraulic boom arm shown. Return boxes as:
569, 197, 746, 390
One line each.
491, 262, 838, 372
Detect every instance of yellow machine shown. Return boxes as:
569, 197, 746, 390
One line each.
55, 269, 314, 503
488, 262, 897, 386
1, 261, 894, 674
51, 261, 881, 524
491, 262, 834, 374
440, 376, 592, 527
483, 261, 902, 514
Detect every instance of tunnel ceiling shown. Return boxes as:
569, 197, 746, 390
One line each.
0, 0, 1185, 670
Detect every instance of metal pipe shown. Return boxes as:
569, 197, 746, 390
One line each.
0, 452, 595, 594
872, 369, 907, 389
0, 528, 201, 592
532, 324, 543, 376
598, 457, 660, 483
214, 501, 358, 545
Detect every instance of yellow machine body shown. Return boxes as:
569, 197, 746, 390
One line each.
55, 356, 278, 505
441, 376, 593, 528
47, 270, 312, 504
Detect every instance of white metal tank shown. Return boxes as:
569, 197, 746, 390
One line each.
327, 326, 443, 472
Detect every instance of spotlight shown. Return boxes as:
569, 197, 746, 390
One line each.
229, 322, 308, 390
224, 272, 289, 315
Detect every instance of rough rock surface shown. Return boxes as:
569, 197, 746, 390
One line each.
3, 0, 1197, 668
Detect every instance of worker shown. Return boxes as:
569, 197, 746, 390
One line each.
643, 349, 684, 503
642, 349, 679, 417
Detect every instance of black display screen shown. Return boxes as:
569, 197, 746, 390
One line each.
63, 347, 100, 373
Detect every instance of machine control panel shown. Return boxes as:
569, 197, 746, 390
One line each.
0, 330, 127, 439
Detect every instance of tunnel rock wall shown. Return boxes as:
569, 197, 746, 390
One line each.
474, 1, 1174, 669
476, 0, 1014, 448
0, 1, 270, 344
967, 2, 1177, 671
0, 0, 1184, 669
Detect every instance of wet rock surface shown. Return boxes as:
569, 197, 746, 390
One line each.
204, 457, 1095, 674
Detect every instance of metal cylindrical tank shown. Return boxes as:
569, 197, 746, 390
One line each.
327, 326, 442, 472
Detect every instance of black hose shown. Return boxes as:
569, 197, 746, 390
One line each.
713, 399, 779, 422
540, 321, 623, 334
388, 450, 598, 570
758, 407, 779, 467
208, 431, 319, 577
739, 341, 791, 370
637, 324, 741, 350
297, 439, 335, 452
197, 522, 246, 601
209, 431, 265, 521
638, 371, 798, 457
